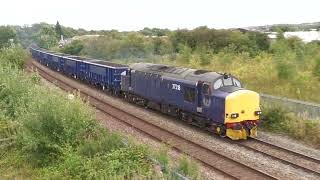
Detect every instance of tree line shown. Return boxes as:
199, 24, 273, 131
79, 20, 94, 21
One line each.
1, 22, 320, 82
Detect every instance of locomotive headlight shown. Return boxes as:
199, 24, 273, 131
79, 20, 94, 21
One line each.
255, 111, 262, 116
230, 113, 239, 118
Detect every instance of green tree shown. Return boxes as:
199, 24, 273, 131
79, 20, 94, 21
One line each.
35, 25, 58, 49
55, 21, 63, 38
0, 26, 17, 48
276, 28, 285, 41
152, 37, 172, 55
276, 60, 295, 79
177, 44, 192, 64
247, 32, 270, 56
195, 46, 211, 66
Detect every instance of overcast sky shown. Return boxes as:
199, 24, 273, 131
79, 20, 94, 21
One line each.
0, 0, 319, 31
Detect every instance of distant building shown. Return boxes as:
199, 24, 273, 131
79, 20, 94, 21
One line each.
266, 31, 320, 43
284, 31, 320, 42
266, 32, 277, 43
234, 28, 250, 33
59, 35, 66, 48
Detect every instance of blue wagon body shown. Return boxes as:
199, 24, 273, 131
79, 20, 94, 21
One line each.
30, 47, 128, 92
84, 61, 128, 91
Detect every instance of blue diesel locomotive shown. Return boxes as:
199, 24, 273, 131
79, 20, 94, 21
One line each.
30, 47, 261, 140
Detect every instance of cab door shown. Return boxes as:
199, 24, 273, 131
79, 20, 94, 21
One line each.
196, 81, 212, 113
202, 83, 212, 108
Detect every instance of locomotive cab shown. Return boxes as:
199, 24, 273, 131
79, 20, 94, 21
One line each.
204, 75, 261, 140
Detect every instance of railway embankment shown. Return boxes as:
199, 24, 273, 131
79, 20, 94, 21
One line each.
0, 47, 201, 179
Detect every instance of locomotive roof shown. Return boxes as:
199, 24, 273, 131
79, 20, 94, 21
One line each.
130, 63, 226, 83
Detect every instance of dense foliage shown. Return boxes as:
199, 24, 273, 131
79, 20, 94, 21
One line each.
0, 47, 154, 178
13, 22, 84, 48
61, 40, 84, 55
0, 26, 17, 48
170, 26, 270, 56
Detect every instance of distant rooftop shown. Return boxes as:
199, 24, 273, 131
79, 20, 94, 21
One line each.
267, 31, 320, 42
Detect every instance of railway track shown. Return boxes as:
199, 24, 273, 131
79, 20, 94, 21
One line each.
236, 138, 320, 176
28, 60, 279, 180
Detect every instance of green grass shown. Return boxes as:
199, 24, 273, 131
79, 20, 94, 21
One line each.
261, 105, 320, 149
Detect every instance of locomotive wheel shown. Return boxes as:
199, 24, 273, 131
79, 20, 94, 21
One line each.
187, 116, 193, 124
218, 126, 226, 138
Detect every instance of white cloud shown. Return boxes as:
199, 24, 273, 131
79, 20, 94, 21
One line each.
0, 0, 319, 30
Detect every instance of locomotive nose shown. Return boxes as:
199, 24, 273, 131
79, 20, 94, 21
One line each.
224, 90, 260, 140
225, 90, 260, 122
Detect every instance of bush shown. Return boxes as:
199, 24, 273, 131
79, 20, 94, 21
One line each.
0, 46, 26, 69
101, 146, 151, 176
0, 26, 17, 49
261, 105, 320, 148
152, 37, 173, 55
260, 105, 290, 132
19, 91, 97, 166
0, 66, 33, 118
41, 147, 90, 179
195, 46, 211, 66
41, 145, 152, 179
61, 40, 84, 55
78, 132, 126, 158
176, 44, 192, 64
276, 61, 296, 79
177, 155, 199, 179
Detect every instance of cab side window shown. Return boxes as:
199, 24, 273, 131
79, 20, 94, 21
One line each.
213, 79, 223, 89
184, 87, 195, 103
223, 77, 233, 86
233, 79, 241, 87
